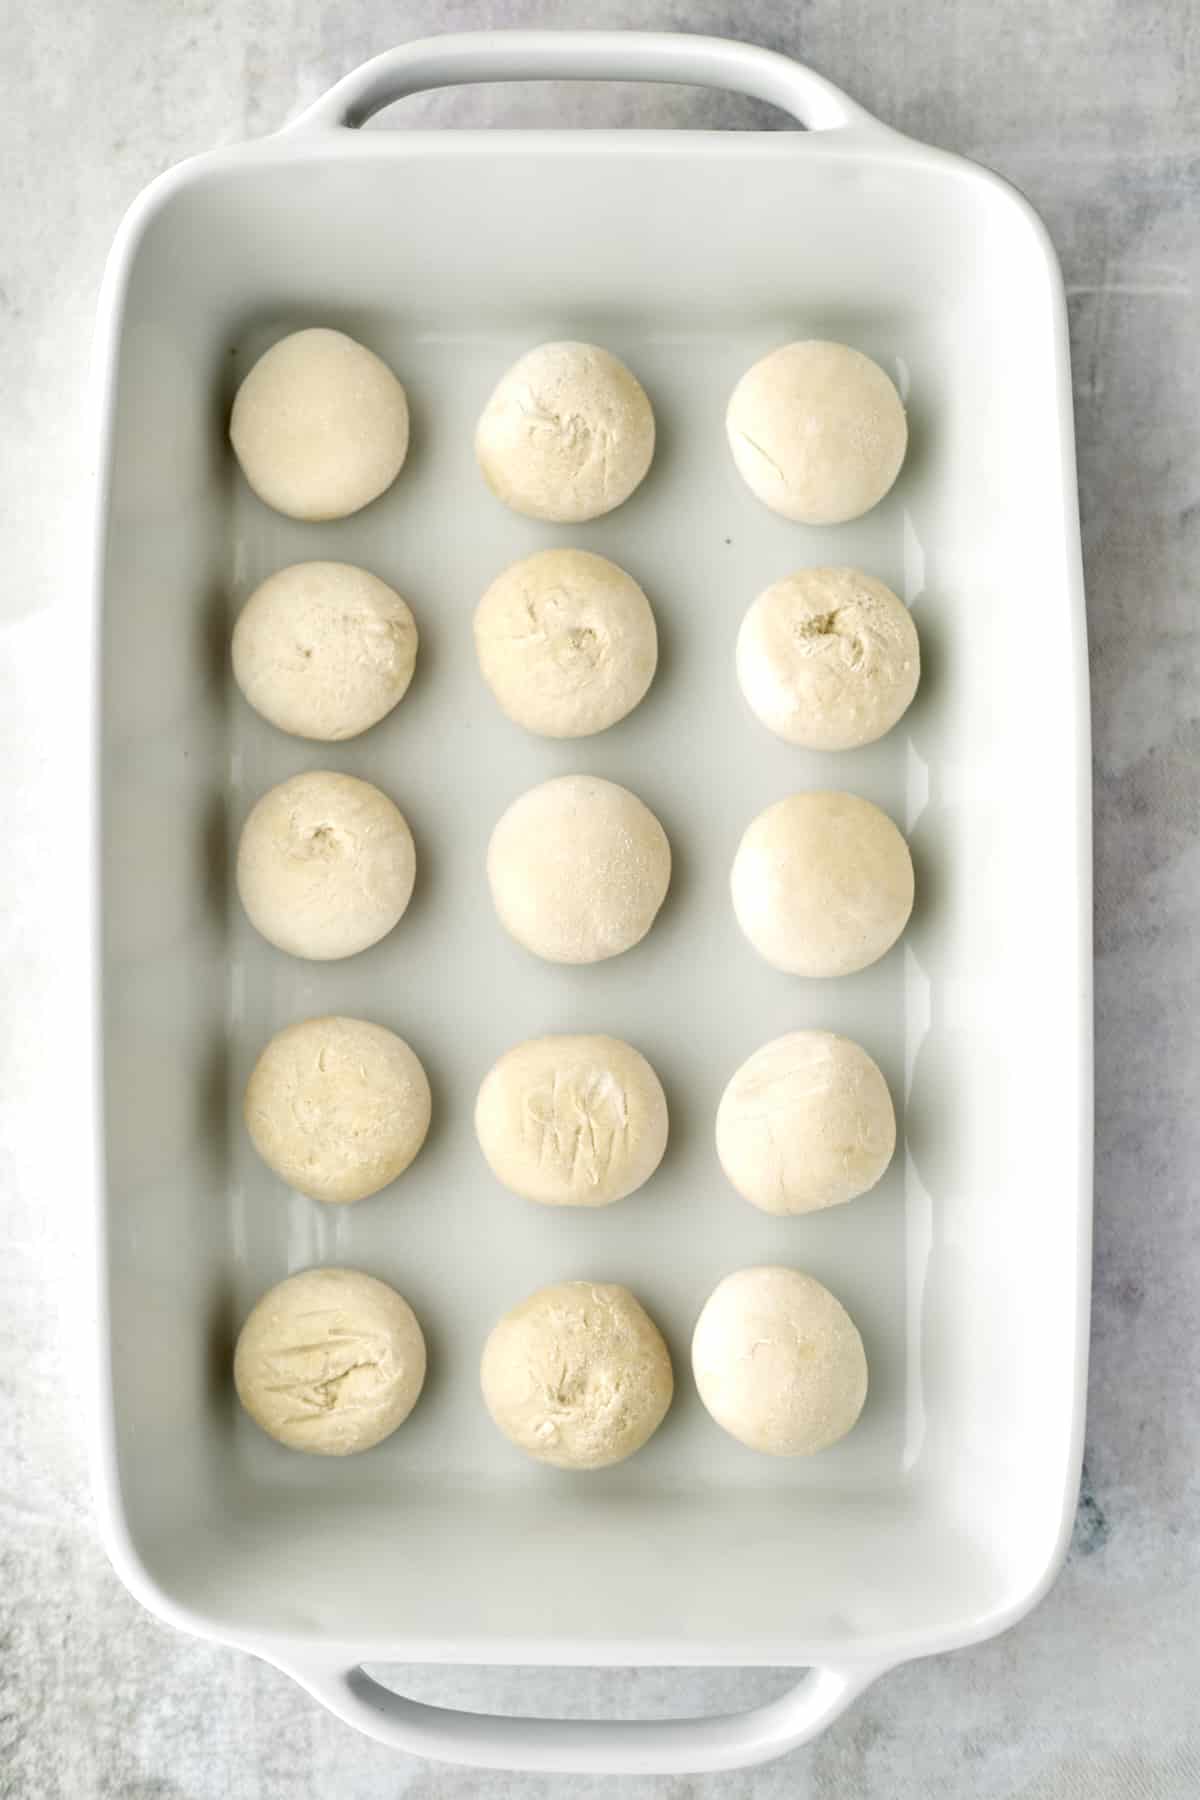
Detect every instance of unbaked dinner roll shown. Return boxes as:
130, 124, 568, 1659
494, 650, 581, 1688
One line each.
234, 1267, 427, 1454
481, 1281, 673, 1469
230, 327, 409, 521
474, 548, 657, 738
237, 771, 415, 961
232, 561, 418, 741
476, 1035, 668, 1207
737, 567, 919, 750
475, 341, 655, 523
692, 1266, 867, 1455
726, 340, 906, 525
244, 1016, 431, 1204
731, 791, 913, 977
716, 1030, 895, 1215
487, 775, 670, 964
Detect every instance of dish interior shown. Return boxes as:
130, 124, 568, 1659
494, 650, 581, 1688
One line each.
99, 133, 1088, 1661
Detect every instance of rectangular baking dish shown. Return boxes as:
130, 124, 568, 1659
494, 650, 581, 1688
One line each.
89, 31, 1092, 1775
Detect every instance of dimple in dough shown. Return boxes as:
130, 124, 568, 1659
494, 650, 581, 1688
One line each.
474, 549, 657, 739
237, 770, 416, 961
234, 1266, 427, 1455
244, 1016, 432, 1205
731, 790, 913, 977
716, 1030, 895, 1215
475, 341, 655, 523
230, 327, 409, 522
481, 1281, 673, 1469
476, 1035, 668, 1207
692, 1266, 867, 1456
232, 561, 418, 742
726, 340, 907, 525
488, 775, 671, 965
737, 567, 919, 750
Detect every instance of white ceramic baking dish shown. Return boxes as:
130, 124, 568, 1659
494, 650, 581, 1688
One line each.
88, 30, 1092, 1775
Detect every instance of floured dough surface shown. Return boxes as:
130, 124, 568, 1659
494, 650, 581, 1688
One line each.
716, 1030, 895, 1215
487, 775, 671, 964
244, 1016, 431, 1204
475, 341, 655, 523
233, 561, 418, 741
737, 567, 919, 750
230, 327, 409, 521
237, 770, 416, 961
474, 549, 657, 738
481, 1281, 673, 1469
234, 1267, 427, 1454
692, 1265, 867, 1455
731, 790, 913, 977
476, 1034, 668, 1207
726, 340, 907, 525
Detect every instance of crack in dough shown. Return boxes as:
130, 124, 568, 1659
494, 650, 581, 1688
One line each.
477, 1034, 667, 1207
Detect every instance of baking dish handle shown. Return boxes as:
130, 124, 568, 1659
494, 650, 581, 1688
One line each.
278, 1657, 889, 1773
285, 30, 884, 136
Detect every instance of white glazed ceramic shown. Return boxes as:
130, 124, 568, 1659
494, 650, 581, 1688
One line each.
89, 31, 1092, 1775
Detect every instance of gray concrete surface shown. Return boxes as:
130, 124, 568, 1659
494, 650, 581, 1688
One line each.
1, 0, 1197, 1793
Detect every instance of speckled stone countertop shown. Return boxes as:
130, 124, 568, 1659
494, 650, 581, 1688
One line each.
1, 1, 1197, 1795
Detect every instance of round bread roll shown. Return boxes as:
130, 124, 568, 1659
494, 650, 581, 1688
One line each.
234, 1267, 427, 1455
488, 776, 670, 964
731, 791, 913, 977
230, 327, 409, 521
476, 1035, 668, 1207
481, 1281, 673, 1469
474, 549, 657, 738
737, 568, 919, 750
232, 562, 418, 741
237, 771, 415, 961
692, 1266, 867, 1455
475, 341, 655, 523
716, 1031, 895, 1215
244, 1016, 431, 1204
726, 340, 907, 525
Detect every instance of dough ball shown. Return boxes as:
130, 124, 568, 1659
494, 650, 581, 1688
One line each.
237, 771, 415, 961
731, 791, 913, 977
474, 549, 657, 739
475, 341, 655, 523
481, 1281, 673, 1469
476, 1035, 668, 1207
230, 327, 409, 521
726, 341, 907, 525
232, 562, 418, 741
692, 1266, 867, 1455
716, 1031, 895, 1215
488, 776, 670, 964
737, 567, 919, 750
244, 1016, 431, 1204
234, 1267, 426, 1454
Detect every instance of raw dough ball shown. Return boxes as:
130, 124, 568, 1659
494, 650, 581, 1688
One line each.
244, 1016, 431, 1204
230, 327, 409, 521
234, 1267, 426, 1455
475, 341, 655, 523
716, 1031, 895, 1215
237, 770, 415, 961
726, 341, 907, 525
731, 791, 913, 977
232, 562, 418, 741
474, 549, 657, 738
476, 1035, 668, 1207
481, 1281, 673, 1469
737, 567, 919, 750
488, 776, 670, 965
692, 1266, 867, 1455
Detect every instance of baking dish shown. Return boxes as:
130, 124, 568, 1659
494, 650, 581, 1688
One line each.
89, 31, 1092, 1774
